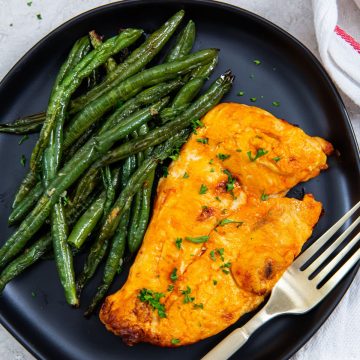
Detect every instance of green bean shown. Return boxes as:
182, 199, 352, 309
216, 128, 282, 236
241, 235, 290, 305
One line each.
165, 20, 196, 62
63, 49, 217, 149
128, 125, 149, 253
8, 182, 43, 225
2, 112, 45, 128
30, 28, 143, 173
51, 201, 78, 306
0, 234, 52, 293
128, 169, 155, 254
89, 30, 117, 72
0, 123, 42, 134
0, 98, 170, 268
12, 172, 38, 210
67, 166, 122, 250
126, 131, 144, 252
70, 10, 185, 113
76, 130, 189, 296
53, 36, 91, 91
172, 55, 218, 107
44, 41, 95, 308
84, 208, 129, 316
67, 194, 105, 249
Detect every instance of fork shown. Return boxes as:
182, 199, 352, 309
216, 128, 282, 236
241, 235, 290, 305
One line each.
202, 201, 360, 360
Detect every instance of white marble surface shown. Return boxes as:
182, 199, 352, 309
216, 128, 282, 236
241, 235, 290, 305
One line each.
0, 0, 359, 359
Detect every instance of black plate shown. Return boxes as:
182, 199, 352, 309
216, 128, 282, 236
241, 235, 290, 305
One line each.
0, 1, 359, 359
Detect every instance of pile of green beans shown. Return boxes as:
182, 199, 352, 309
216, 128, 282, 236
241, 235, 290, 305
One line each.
0, 10, 233, 314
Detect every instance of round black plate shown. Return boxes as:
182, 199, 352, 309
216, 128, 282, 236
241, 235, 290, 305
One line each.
0, 1, 359, 359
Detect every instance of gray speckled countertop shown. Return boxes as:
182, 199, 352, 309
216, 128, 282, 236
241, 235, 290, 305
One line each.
0, 1, 359, 359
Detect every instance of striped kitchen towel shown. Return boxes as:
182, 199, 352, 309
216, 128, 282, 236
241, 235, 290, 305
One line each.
313, 0, 360, 106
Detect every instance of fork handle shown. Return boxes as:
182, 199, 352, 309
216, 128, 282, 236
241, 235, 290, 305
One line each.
202, 308, 272, 360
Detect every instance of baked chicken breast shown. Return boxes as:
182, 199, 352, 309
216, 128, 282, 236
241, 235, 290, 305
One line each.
100, 103, 333, 346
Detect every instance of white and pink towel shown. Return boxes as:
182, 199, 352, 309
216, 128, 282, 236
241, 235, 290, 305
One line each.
313, 0, 360, 106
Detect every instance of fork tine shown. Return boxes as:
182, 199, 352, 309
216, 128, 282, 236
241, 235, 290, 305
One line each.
314, 231, 360, 285
319, 247, 360, 297
293, 201, 360, 267
303, 216, 360, 276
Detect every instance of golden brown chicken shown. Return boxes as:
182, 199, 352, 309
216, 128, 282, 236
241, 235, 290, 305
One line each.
100, 103, 333, 346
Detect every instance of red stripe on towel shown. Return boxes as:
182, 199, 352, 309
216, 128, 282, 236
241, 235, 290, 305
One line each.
334, 25, 360, 54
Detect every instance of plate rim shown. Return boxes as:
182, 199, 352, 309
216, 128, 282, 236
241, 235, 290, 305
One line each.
0, 1, 359, 359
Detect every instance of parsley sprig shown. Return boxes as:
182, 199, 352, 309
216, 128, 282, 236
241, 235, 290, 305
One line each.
138, 288, 166, 318
181, 286, 195, 304
185, 235, 209, 243
247, 148, 268, 162
218, 218, 243, 227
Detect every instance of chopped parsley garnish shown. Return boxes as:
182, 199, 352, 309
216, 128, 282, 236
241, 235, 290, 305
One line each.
247, 148, 268, 162
27, 1, 32, 6
215, 196, 221, 202
218, 219, 243, 227
181, 286, 195, 304
210, 168, 215, 173
253, 59, 261, 65
175, 238, 182, 249
236, 149, 242, 152
220, 262, 232, 274
197, 137, 208, 144
223, 169, 235, 193
193, 303, 204, 309
260, 192, 269, 201
183, 172, 189, 179
217, 153, 230, 161
138, 288, 166, 318
213, 279, 218, 285
250, 97, 257, 102
18, 134, 29, 145
36, 13, 42, 20
185, 235, 209, 243
170, 268, 178, 282
162, 165, 168, 177
210, 248, 225, 262
171, 338, 180, 345
20, 154, 26, 167
199, 184, 208, 194
272, 101, 280, 107
209, 159, 214, 165
167, 284, 174, 292
273, 156, 281, 162
191, 119, 204, 134
237, 91, 245, 96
